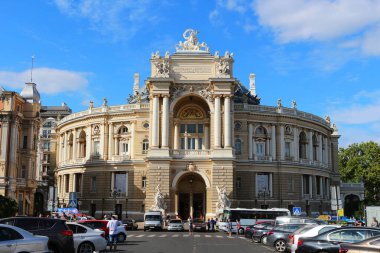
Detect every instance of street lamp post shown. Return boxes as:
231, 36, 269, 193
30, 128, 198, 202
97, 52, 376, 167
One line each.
110, 187, 121, 217
258, 187, 270, 209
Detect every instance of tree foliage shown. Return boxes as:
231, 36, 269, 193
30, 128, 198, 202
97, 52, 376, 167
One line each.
0, 195, 18, 218
339, 141, 380, 204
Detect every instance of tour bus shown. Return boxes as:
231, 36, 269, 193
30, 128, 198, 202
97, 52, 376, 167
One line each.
217, 208, 291, 234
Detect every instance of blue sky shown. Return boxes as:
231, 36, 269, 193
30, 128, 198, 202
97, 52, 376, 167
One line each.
1, 0, 380, 147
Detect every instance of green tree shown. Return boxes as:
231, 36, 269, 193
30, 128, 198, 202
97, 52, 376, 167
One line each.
0, 195, 18, 218
339, 141, 380, 204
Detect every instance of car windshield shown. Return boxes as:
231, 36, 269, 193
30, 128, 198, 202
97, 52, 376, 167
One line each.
145, 215, 161, 221
170, 220, 182, 224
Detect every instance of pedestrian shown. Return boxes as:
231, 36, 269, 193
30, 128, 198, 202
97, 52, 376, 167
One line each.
188, 216, 193, 235
210, 218, 215, 232
207, 218, 210, 231
227, 219, 232, 237
371, 217, 379, 227
107, 215, 119, 251
236, 218, 241, 237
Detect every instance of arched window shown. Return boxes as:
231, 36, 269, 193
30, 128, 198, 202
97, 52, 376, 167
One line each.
78, 130, 86, 158
142, 139, 149, 154
312, 134, 318, 161
235, 139, 242, 155
299, 132, 307, 159
255, 127, 266, 135
118, 126, 128, 134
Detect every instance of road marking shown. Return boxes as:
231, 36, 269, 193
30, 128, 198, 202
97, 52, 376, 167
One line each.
147, 234, 155, 237
172, 234, 179, 237
136, 234, 144, 237
216, 235, 223, 238
194, 235, 200, 237
128, 234, 135, 237
205, 235, 211, 237
159, 234, 167, 237
183, 234, 190, 237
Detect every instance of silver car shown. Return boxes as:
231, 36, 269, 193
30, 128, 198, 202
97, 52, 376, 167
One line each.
167, 219, 184, 231
0, 224, 50, 253
67, 222, 107, 253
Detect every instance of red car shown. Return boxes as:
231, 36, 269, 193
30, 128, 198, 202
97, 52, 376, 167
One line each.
78, 220, 127, 242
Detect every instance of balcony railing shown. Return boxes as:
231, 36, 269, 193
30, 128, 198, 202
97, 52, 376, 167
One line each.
111, 155, 131, 161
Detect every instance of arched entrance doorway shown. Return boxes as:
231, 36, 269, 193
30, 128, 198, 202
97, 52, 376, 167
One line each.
34, 192, 44, 215
177, 173, 206, 220
344, 194, 360, 217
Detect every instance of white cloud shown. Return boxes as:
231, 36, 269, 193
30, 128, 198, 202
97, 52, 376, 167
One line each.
254, 0, 380, 56
0, 68, 90, 94
54, 0, 156, 41
219, 0, 248, 14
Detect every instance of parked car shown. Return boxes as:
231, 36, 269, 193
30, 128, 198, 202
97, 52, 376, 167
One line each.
287, 224, 341, 253
67, 222, 107, 253
193, 219, 207, 232
250, 223, 275, 243
340, 235, 380, 253
78, 220, 127, 242
0, 217, 74, 253
296, 227, 380, 253
265, 224, 307, 252
0, 224, 50, 253
167, 219, 184, 231
122, 218, 138, 230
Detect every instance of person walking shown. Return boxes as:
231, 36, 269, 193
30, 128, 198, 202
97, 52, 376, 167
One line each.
236, 219, 241, 237
207, 218, 210, 231
188, 217, 194, 235
210, 218, 215, 232
371, 217, 379, 227
227, 219, 232, 237
107, 215, 120, 251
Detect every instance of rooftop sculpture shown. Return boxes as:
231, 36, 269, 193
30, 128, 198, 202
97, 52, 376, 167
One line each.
176, 29, 209, 52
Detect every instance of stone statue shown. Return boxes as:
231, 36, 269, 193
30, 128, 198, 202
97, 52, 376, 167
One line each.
154, 60, 170, 78
103, 97, 107, 107
277, 99, 282, 109
325, 115, 331, 125
89, 101, 94, 109
292, 100, 297, 109
176, 29, 209, 52
165, 51, 170, 58
152, 184, 167, 211
217, 59, 230, 75
216, 185, 231, 212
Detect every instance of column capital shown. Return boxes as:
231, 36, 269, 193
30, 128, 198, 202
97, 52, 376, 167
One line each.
162, 94, 170, 98
213, 94, 222, 99
223, 94, 232, 98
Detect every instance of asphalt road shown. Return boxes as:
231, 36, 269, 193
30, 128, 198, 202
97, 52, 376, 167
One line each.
104, 230, 276, 253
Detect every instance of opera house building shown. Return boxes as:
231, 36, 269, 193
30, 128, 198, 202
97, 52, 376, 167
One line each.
55, 30, 340, 219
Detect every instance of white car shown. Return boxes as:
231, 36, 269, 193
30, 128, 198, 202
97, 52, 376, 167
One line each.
287, 224, 341, 253
67, 222, 107, 253
0, 224, 50, 253
167, 219, 184, 231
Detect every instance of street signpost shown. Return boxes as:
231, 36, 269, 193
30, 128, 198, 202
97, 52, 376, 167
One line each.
293, 207, 301, 216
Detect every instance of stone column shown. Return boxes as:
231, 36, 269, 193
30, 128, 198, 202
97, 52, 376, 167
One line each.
265, 139, 270, 156
293, 127, 299, 161
174, 123, 179, 150
308, 131, 313, 160
271, 125, 276, 160
108, 123, 114, 158
248, 123, 253, 159
131, 121, 135, 159
72, 129, 77, 159
204, 124, 209, 149
161, 95, 169, 148
318, 134, 323, 162
323, 137, 328, 164
73, 174, 76, 192
224, 96, 231, 148
214, 96, 221, 148
279, 125, 285, 160
86, 126, 91, 159
184, 133, 188, 150
152, 95, 160, 148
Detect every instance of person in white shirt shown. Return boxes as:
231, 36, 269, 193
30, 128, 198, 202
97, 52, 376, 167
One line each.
107, 215, 120, 251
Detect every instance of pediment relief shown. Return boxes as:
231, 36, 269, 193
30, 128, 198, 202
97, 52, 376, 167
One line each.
179, 107, 204, 120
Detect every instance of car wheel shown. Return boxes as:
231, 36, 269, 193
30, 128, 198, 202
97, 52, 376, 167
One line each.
78, 242, 94, 253
49, 245, 59, 253
261, 235, 268, 245
238, 228, 244, 235
251, 234, 260, 243
275, 239, 286, 252
117, 233, 126, 242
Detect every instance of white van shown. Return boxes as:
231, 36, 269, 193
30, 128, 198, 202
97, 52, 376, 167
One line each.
144, 211, 163, 231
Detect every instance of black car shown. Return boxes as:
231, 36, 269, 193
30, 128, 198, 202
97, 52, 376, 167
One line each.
296, 227, 380, 253
122, 218, 138, 230
0, 217, 75, 253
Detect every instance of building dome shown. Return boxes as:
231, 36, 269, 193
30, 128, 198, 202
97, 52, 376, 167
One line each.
20, 82, 40, 103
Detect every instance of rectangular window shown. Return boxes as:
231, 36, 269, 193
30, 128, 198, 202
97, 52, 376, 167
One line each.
303, 175, 310, 195
20, 165, 26, 178
316, 176, 321, 195
94, 141, 100, 155
142, 176, 147, 188
180, 138, 185, 150
257, 173, 271, 195
256, 143, 265, 156
236, 177, 241, 189
122, 143, 128, 154
91, 176, 96, 192
65, 175, 70, 193
23, 136, 27, 149
198, 138, 203, 150
180, 124, 186, 133
285, 142, 291, 158
115, 173, 127, 193
288, 176, 294, 192
198, 124, 204, 133
187, 138, 196, 150
43, 142, 50, 151
187, 124, 196, 133
75, 174, 82, 192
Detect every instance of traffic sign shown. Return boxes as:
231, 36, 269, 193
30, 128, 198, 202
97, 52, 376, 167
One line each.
68, 200, 77, 208
293, 207, 301, 216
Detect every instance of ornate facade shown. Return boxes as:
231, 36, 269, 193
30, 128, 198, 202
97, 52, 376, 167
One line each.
56, 30, 340, 219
